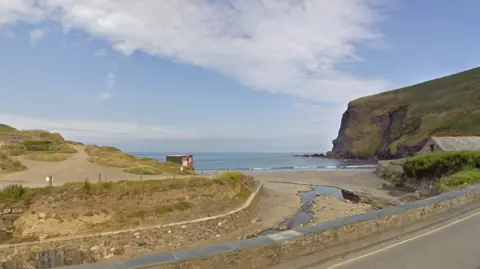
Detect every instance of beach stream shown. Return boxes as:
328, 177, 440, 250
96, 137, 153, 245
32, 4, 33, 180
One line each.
258, 181, 352, 236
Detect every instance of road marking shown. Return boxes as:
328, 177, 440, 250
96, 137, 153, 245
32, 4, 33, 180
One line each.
326, 211, 480, 269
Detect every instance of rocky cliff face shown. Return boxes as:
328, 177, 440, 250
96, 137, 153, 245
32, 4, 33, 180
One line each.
328, 67, 480, 160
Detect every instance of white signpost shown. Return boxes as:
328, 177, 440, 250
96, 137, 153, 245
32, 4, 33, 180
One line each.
45, 176, 54, 187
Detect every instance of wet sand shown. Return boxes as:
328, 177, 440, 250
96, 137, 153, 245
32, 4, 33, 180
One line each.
253, 170, 400, 226
253, 170, 393, 198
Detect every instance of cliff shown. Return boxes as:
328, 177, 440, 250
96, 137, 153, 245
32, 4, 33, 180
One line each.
328, 67, 480, 160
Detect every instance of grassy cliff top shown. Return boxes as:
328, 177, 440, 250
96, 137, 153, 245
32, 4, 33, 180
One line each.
0, 124, 189, 175
335, 67, 480, 158
85, 145, 192, 175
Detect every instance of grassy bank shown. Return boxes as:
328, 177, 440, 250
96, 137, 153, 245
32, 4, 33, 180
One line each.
390, 151, 480, 192
0, 154, 27, 173
4, 171, 254, 241
436, 169, 480, 192
85, 145, 193, 175
403, 150, 480, 179
24, 152, 73, 162
1, 125, 77, 160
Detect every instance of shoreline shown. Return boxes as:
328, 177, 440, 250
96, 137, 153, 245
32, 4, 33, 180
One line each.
196, 166, 378, 175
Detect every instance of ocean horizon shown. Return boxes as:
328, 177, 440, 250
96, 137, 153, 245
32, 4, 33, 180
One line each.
131, 152, 377, 173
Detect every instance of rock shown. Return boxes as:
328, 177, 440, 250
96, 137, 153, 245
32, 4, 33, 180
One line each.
113, 247, 125, 255
216, 234, 221, 238
181, 225, 187, 229
2, 207, 11, 214
167, 230, 172, 234
217, 222, 222, 226
38, 234, 48, 241
90, 246, 100, 251
38, 212, 47, 219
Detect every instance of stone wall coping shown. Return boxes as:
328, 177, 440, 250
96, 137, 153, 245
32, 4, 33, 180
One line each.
53, 183, 480, 269
0, 181, 263, 250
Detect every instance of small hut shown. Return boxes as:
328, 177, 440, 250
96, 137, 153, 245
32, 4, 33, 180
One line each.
418, 136, 480, 154
166, 154, 194, 170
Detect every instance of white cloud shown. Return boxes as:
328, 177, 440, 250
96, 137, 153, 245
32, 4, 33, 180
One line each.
94, 70, 116, 102
95, 92, 113, 102
29, 28, 44, 46
0, 0, 392, 104
0, 113, 196, 141
0, 0, 45, 25
105, 71, 116, 89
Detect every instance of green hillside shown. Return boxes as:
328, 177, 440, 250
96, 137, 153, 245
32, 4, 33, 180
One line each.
0, 124, 16, 133
329, 67, 480, 159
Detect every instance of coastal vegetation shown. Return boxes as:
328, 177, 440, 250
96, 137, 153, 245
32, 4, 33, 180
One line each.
0, 153, 27, 173
0, 123, 191, 175
0, 125, 77, 159
85, 145, 193, 175
436, 169, 480, 192
1, 171, 254, 242
403, 151, 480, 192
403, 150, 480, 179
329, 67, 480, 159
379, 151, 480, 193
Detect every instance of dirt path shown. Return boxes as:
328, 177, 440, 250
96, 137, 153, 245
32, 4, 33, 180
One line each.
0, 145, 181, 187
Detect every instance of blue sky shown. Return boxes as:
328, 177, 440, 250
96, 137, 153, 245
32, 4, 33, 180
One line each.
0, 0, 479, 152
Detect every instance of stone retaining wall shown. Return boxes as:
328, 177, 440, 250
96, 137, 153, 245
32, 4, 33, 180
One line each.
0, 205, 25, 241
39, 183, 480, 269
144, 185, 480, 269
0, 181, 264, 268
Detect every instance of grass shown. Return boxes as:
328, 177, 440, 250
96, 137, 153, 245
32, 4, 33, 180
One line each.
332, 67, 480, 159
0, 125, 77, 157
0, 124, 16, 133
436, 169, 480, 192
403, 150, 480, 180
1, 172, 255, 240
85, 145, 194, 175
0, 171, 251, 204
118, 200, 194, 220
0, 153, 27, 173
25, 152, 73, 162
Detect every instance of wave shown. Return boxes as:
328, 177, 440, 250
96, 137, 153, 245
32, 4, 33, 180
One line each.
198, 164, 377, 172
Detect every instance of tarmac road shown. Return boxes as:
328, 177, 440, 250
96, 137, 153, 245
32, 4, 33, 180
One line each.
271, 204, 480, 269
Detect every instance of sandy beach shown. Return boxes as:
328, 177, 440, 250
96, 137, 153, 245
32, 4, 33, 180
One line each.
253, 170, 392, 198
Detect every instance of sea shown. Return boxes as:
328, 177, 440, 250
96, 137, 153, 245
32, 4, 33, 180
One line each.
131, 152, 377, 174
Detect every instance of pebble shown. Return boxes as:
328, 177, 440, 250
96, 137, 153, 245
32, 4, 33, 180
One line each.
38, 234, 48, 241
38, 212, 46, 219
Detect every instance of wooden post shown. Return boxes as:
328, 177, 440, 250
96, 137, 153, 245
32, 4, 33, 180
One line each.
140, 171, 143, 180
98, 173, 102, 183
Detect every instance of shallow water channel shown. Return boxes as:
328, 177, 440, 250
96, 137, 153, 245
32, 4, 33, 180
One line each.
258, 181, 349, 236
